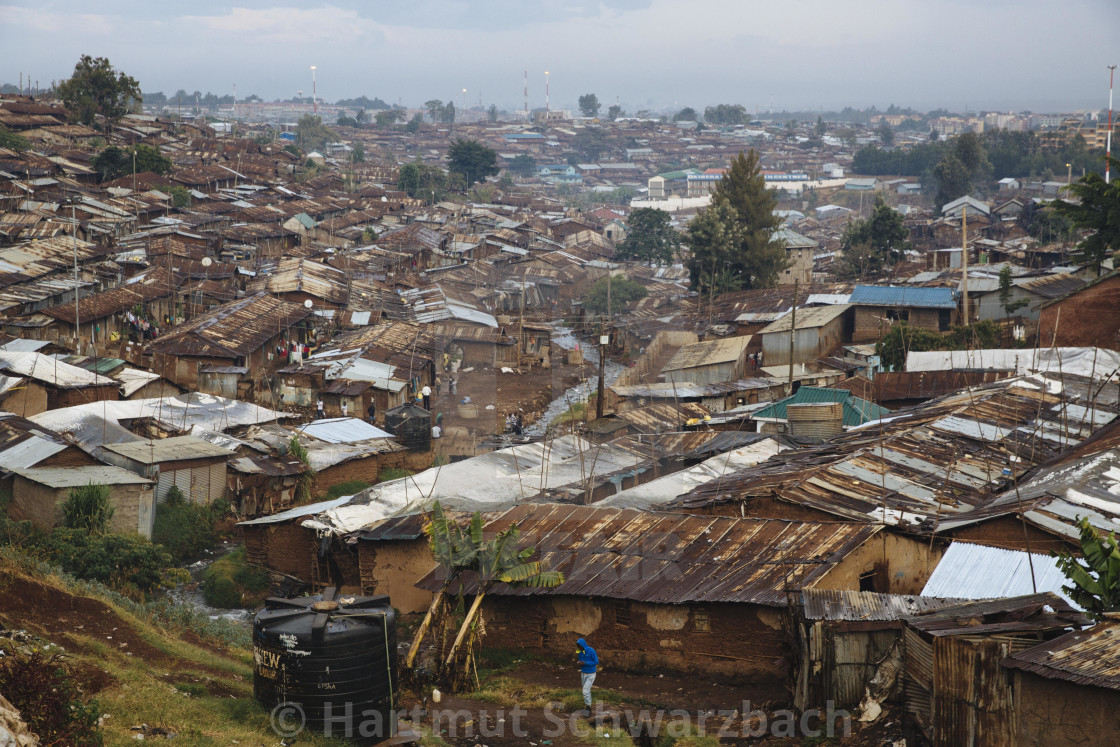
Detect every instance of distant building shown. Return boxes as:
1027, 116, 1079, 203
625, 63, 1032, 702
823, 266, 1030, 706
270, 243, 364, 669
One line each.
772, 227, 817, 286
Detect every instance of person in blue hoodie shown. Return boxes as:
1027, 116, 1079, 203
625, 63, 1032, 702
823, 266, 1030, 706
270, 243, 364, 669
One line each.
576, 638, 598, 709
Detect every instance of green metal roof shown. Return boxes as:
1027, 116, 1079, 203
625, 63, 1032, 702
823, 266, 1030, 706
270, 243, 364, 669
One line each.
751, 386, 890, 428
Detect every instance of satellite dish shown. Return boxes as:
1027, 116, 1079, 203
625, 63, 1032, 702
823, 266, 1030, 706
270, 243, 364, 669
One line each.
304, 300, 314, 309
201, 257, 213, 267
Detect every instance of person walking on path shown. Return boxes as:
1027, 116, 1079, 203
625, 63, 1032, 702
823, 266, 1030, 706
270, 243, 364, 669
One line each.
421, 384, 432, 410
316, 399, 325, 420
367, 401, 377, 425
576, 638, 598, 710
435, 375, 442, 396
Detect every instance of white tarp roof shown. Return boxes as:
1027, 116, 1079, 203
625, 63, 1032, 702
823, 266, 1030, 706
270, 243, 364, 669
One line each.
597, 438, 785, 510
304, 435, 645, 534
906, 348, 1120, 381
0, 351, 115, 388
300, 417, 394, 443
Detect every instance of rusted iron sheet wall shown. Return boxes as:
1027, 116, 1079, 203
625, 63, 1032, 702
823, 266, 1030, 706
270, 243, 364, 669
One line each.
933, 637, 1013, 747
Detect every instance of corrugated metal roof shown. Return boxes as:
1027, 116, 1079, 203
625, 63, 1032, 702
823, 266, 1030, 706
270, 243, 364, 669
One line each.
237, 496, 352, 526
1003, 622, 1120, 691
752, 386, 890, 428
662, 336, 751, 372
921, 542, 1075, 607
904, 593, 1088, 637
414, 503, 881, 607
801, 590, 963, 621
849, 285, 958, 309
14, 465, 153, 488
102, 435, 234, 464
758, 304, 851, 334
300, 417, 394, 444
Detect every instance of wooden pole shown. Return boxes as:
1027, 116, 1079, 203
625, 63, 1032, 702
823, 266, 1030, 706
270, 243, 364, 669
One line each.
787, 279, 798, 395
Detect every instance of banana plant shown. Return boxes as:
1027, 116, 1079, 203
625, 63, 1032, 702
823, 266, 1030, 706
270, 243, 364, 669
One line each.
1055, 517, 1120, 620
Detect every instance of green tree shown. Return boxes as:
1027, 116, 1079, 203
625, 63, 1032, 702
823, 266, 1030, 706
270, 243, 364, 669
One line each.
815, 115, 827, 137
1056, 517, 1120, 620
573, 127, 611, 162
616, 208, 679, 265
578, 93, 601, 118
702, 149, 788, 288
607, 104, 623, 121
703, 104, 747, 125
488, 104, 499, 122
0, 125, 30, 152
424, 99, 445, 123
61, 483, 114, 535
351, 141, 365, 162
296, 113, 336, 152
444, 100, 455, 124
507, 154, 537, 177
56, 55, 141, 134
375, 109, 405, 127
1029, 206, 1075, 244
168, 185, 191, 208
448, 138, 499, 187
398, 161, 449, 201
582, 275, 647, 315
684, 197, 747, 294
355, 108, 369, 125
674, 107, 697, 122
1053, 156, 1120, 276
933, 153, 973, 209
837, 193, 910, 277
876, 121, 894, 146
998, 265, 1029, 319
405, 113, 423, 133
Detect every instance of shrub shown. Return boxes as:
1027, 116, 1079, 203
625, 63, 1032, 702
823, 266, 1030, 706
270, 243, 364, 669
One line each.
0, 649, 103, 746
61, 483, 114, 535
324, 480, 370, 500
201, 546, 270, 609
152, 487, 219, 562
32, 528, 174, 597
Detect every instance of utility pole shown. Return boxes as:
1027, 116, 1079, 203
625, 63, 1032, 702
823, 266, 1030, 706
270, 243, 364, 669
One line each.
1108, 65, 1116, 184
132, 148, 136, 194
596, 317, 607, 419
961, 206, 969, 325
787, 279, 798, 395
69, 198, 79, 352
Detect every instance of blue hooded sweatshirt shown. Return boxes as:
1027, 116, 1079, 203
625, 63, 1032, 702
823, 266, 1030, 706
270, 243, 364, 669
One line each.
577, 638, 598, 674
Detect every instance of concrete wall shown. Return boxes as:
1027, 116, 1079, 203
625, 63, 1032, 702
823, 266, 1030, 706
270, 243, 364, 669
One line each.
482, 596, 789, 683
1012, 670, 1120, 746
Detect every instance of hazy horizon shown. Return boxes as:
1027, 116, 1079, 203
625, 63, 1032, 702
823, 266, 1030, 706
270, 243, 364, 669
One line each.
2, 0, 1117, 114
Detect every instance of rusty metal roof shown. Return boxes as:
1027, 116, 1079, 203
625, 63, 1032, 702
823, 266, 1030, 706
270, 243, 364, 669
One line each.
1003, 621, 1120, 691
671, 375, 1120, 534
800, 589, 963, 622
148, 292, 311, 359
415, 503, 880, 607
904, 593, 1089, 637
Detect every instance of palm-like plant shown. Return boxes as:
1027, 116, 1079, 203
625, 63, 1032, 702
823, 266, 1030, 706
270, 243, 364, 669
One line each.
405, 501, 564, 688
1055, 517, 1120, 620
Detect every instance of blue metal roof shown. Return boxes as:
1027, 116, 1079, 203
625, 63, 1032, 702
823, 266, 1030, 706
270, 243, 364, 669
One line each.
849, 285, 958, 309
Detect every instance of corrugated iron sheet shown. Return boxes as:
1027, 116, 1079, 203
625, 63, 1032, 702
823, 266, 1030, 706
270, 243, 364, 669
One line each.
1003, 621, 1120, 691
801, 590, 963, 622
415, 503, 880, 607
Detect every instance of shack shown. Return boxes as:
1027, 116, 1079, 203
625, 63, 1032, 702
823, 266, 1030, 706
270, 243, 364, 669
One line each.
848, 285, 958, 344
757, 304, 852, 367
101, 435, 233, 505
10, 465, 155, 538
660, 337, 752, 387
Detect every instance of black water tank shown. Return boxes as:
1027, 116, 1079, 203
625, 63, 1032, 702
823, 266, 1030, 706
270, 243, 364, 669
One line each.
253, 590, 397, 743
384, 402, 431, 451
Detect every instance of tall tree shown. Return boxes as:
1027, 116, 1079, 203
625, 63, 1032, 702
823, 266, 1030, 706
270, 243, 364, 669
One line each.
998, 265, 1028, 322
695, 149, 788, 289
578, 93, 601, 118
1053, 156, 1120, 276
607, 104, 623, 121
703, 104, 747, 125
674, 107, 697, 122
573, 127, 611, 162
837, 193, 910, 277
684, 197, 746, 294
507, 154, 537, 177
91, 144, 171, 183
933, 153, 973, 209
424, 99, 444, 123
56, 55, 141, 135
398, 161, 449, 201
616, 208, 679, 265
295, 114, 335, 152
447, 139, 498, 187
876, 121, 894, 147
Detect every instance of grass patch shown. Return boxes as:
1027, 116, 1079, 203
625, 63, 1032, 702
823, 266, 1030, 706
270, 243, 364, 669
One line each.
582, 721, 638, 747
379, 467, 414, 482
201, 546, 270, 609
152, 487, 228, 562
323, 480, 371, 500
551, 400, 589, 426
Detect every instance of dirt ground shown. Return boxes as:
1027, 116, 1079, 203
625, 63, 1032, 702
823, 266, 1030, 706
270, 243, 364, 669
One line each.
400, 656, 909, 746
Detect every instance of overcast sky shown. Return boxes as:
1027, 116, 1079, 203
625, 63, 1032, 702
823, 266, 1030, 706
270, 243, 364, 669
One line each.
2, 0, 1117, 114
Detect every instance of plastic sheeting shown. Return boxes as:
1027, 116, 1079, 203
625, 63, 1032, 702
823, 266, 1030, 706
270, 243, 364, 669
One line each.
906, 348, 1120, 381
